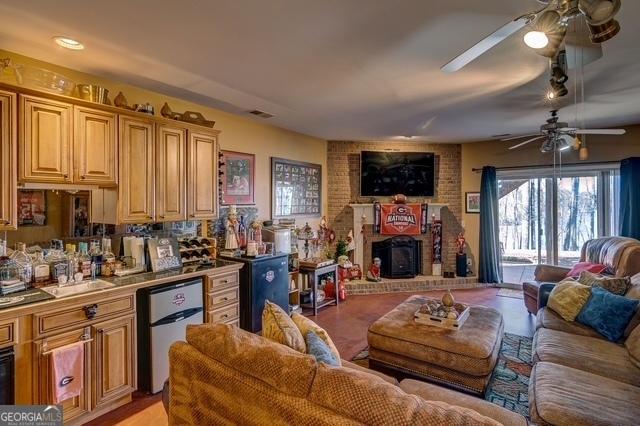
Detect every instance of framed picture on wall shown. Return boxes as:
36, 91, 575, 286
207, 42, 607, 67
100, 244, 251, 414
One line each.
271, 157, 322, 218
466, 192, 481, 214
221, 150, 255, 205
17, 190, 46, 226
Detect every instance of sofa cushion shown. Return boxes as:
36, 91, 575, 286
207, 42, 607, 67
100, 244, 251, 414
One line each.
536, 307, 604, 339
306, 331, 339, 366
577, 270, 630, 295
533, 328, 640, 387
530, 361, 640, 426
626, 273, 640, 299
262, 300, 306, 353
185, 323, 316, 397
399, 379, 527, 426
292, 312, 340, 363
341, 359, 399, 386
576, 287, 639, 342
547, 280, 591, 321
565, 261, 606, 278
309, 363, 501, 425
625, 322, 640, 369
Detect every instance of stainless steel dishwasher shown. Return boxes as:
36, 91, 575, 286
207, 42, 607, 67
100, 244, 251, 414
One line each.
137, 278, 203, 393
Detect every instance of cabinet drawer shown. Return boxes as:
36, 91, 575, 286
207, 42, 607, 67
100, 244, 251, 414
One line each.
206, 303, 239, 324
0, 319, 16, 347
206, 272, 238, 292
34, 294, 135, 338
225, 318, 239, 328
207, 287, 239, 310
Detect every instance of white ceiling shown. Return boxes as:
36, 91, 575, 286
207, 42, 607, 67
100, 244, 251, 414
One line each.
0, 0, 639, 142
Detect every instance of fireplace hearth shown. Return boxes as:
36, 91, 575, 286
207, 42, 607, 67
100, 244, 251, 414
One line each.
372, 236, 422, 279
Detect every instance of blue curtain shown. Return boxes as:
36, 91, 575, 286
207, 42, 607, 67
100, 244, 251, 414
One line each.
478, 166, 503, 283
619, 157, 640, 240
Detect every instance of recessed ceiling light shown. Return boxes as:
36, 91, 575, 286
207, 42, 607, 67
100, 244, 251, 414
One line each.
53, 36, 84, 50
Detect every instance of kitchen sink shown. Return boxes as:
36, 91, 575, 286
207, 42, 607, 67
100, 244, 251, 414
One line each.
41, 280, 116, 298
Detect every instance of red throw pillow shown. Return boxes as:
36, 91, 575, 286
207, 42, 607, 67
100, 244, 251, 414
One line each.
566, 262, 607, 278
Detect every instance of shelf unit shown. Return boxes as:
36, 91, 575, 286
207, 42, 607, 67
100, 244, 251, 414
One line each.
299, 262, 338, 316
288, 253, 301, 314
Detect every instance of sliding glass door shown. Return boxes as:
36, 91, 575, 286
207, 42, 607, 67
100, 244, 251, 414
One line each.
497, 165, 619, 284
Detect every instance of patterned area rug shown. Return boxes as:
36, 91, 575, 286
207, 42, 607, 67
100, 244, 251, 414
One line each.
497, 288, 524, 299
351, 332, 533, 419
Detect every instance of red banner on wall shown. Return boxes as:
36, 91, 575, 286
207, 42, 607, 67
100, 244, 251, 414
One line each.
380, 203, 423, 235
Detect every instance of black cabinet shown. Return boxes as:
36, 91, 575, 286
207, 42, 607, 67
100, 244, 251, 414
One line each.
220, 254, 289, 332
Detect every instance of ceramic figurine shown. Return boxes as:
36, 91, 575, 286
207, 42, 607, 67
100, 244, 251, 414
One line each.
456, 233, 467, 255
224, 205, 240, 250
337, 255, 352, 268
366, 257, 382, 282
442, 289, 455, 307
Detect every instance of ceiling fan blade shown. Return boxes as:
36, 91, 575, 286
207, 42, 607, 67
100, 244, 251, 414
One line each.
509, 136, 545, 150
441, 18, 529, 73
565, 16, 603, 68
572, 129, 626, 135
501, 133, 541, 141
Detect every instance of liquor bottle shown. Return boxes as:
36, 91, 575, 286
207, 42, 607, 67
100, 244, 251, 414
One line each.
33, 250, 50, 285
78, 242, 92, 279
0, 240, 22, 294
46, 239, 69, 282
101, 238, 116, 277
89, 239, 103, 276
66, 244, 79, 278
10, 243, 33, 287
238, 216, 247, 249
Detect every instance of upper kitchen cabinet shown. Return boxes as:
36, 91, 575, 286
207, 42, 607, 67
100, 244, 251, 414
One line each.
156, 124, 187, 222
0, 90, 17, 230
74, 106, 117, 186
187, 131, 218, 219
19, 95, 73, 183
118, 116, 155, 223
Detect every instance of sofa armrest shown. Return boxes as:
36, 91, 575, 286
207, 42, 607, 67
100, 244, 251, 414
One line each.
534, 264, 571, 282
341, 359, 399, 386
538, 283, 556, 309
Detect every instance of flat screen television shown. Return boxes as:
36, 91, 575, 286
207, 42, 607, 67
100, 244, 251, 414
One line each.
360, 151, 435, 197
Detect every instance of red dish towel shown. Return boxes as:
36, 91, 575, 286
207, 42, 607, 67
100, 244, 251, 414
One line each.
50, 341, 84, 404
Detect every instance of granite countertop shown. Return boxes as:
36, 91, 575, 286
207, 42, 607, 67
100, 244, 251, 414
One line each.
0, 259, 241, 312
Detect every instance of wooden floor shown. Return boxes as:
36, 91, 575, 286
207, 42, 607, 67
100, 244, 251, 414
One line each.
89, 287, 534, 425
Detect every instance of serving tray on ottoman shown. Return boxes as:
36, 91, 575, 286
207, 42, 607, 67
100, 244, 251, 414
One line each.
367, 295, 504, 395
414, 301, 471, 330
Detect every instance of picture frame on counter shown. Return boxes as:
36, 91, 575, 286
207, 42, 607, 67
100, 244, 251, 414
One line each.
221, 150, 255, 205
271, 157, 321, 218
465, 192, 481, 214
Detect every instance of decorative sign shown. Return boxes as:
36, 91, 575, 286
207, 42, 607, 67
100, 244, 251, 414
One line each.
271, 157, 321, 218
147, 237, 182, 272
375, 203, 428, 235
17, 190, 46, 226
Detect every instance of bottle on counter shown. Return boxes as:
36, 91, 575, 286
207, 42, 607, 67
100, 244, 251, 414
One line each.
101, 238, 116, 277
89, 239, 103, 276
46, 239, 69, 282
0, 240, 22, 295
78, 242, 92, 279
238, 216, 247, 249
33, 250, 50, 286
10, 242, 33, 287
66, 244, 79, 279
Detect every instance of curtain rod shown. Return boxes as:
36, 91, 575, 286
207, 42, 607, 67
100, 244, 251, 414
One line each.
471, 160, 620, 173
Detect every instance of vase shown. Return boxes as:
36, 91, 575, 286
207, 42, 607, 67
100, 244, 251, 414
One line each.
442, 290, 455, 307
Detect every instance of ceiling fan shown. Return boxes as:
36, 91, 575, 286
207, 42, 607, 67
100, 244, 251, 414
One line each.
441, 0, 622, 73
503, 110, 625, 157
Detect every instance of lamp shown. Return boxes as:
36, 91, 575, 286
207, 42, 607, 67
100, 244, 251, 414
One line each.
524, 10, 565, 57
578, 0, 621, 43
549, 78, 569, 98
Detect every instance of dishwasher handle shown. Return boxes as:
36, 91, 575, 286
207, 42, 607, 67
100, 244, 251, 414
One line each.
150, 307, 203, 327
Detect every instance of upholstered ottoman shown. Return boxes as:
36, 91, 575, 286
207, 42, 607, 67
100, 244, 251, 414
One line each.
367, 295, 504, 395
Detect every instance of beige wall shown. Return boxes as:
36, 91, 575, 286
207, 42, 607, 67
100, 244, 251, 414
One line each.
0, 49, 327, 229
461, 125, 640, 260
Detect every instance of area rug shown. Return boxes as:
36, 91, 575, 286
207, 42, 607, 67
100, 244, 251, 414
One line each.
497, 288, 524, 299
351, 332, 533, 419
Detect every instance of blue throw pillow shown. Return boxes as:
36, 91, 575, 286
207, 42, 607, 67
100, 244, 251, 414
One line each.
306, 330, 339, 366
576, 286, 639, 342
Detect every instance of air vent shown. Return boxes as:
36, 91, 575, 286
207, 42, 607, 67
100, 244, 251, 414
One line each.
247, 109, 274, 119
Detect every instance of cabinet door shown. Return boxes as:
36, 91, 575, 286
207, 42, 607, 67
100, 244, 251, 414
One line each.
118, 116, 155, 223
187, 131, 217, 219
74, 107, 117, 185
34, 327, 92, 423
156, 125, 186, 222
0, 90, 17, 230
93, 315, 136, 408
19, 95, 72, 183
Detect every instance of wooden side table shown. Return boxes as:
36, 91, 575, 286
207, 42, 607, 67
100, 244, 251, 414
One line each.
299, 263, 338, 316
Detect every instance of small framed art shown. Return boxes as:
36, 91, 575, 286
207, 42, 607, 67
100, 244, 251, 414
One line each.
465, 192, 480, 214
221, 150, 255, 205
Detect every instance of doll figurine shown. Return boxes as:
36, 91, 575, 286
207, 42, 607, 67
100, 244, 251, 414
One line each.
456, 233, 467, 255
366, 257, 383, 282
225, 205, 240, 250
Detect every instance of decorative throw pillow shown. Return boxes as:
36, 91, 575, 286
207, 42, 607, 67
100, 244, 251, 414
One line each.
262, 300, 306, 353
577, 270, 630, 296
306, 330, 340, 366
291, 313, 341, 364
547, 280, 592, 322
565, 262, 607, 278
576, 287, 640, 342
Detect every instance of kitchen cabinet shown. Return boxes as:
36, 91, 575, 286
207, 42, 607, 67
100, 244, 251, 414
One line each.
156, 125, 187, 222
74, 106, 117, 186
187, 131, 218, 219
19, 95, 72, 183
92, 315, 136, 408
0, 90, 17, 230
118, 115, 155, 223
205, 270, 240, 326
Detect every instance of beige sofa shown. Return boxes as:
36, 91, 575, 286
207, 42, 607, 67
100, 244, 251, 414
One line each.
523, 236, 640, 314
167, 323, 526, 425
529, 278, 640, 425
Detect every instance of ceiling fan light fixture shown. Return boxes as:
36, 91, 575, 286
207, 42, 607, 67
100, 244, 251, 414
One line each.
578, 0, 621, 43
579, 146, 589, 160
524, 31, 549, 48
